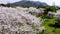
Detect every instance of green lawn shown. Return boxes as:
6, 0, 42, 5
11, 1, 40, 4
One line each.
41, 19, 60, 34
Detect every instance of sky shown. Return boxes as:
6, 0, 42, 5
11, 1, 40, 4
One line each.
0, 0, 60, 6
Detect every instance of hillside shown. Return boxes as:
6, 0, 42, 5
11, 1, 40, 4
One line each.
6, 1, 48, 7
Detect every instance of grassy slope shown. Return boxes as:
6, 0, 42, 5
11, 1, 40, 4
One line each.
41, 19, 60, 34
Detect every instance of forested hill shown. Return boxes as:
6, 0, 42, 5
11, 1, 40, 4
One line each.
6, 1, 48, 7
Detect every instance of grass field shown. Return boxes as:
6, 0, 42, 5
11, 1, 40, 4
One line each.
41, 19, 60, 34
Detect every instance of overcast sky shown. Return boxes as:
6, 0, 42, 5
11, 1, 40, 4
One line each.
0, 0, 60, 6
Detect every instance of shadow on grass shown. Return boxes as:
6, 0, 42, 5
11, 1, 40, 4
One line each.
48, 23, 60, 28
48, 23, 60, 33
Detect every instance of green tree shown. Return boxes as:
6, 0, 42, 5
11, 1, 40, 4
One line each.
43, 6, 57, 15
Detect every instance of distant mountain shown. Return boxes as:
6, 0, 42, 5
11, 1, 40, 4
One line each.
6, 1, 48, 7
